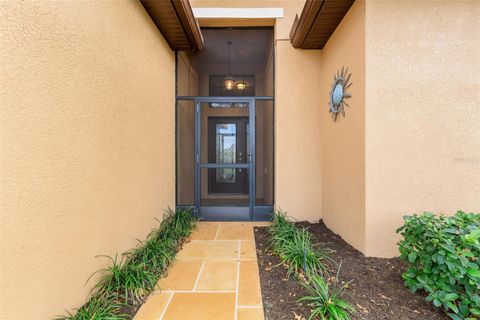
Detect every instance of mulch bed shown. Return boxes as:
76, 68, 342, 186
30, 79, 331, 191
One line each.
254, 221, 449, 320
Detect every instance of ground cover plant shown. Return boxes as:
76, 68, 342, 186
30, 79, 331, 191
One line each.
299, 271, 355, 320
397, 211, 480, 320
57, 208, 197, 320
268, 211, 355, 320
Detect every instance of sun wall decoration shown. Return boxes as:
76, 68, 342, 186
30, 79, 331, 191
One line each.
329, 66, 352, 121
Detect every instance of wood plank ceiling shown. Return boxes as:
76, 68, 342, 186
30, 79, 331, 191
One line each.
141, 0, 203, 51
290, 0, 355, 49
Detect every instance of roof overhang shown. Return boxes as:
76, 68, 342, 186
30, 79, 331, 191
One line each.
290, 0, 355, 49
141, 0, 203, 51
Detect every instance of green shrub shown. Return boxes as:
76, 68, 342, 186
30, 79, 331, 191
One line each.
269, 210, 297, 251
269, 211, 328, 277
397, 211, 480, 320
157, 207, 197, 241
277, 228, 329, 277
56, 295, 127, 320
126, 237, 176, 276
299, 271, 355, 320
92, 254, 157, 304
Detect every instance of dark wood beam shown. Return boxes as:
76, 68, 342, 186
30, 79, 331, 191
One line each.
141, 0, 203, 51
290, 0, 355, 49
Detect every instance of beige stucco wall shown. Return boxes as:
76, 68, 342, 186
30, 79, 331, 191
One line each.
320, 0, 366, 252
364, 0, 480, 257
0, 0, 175, 318
275, 42, 323, 221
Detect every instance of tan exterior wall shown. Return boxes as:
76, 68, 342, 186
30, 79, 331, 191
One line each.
364, 0, 480, 257
320, 0, 366, 252
275, 42, 323, 221
0, 0, 175, 318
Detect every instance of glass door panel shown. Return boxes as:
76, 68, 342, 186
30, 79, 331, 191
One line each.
215, 122, 237, 185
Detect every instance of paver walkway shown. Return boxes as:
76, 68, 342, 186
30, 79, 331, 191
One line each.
134, 222, 268, 320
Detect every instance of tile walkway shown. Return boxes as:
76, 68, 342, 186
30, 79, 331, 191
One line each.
134, 222, 268, 320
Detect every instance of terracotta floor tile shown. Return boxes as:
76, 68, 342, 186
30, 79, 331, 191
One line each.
237, 308, 265, 320
190, 222, 219, 240
240, 241, 257, 260
177, 240, 239, 260
217, 223, 254, 240
157, 260, 202, 291
133, 292, 171, 320
238, 260, 262, 306
196, 260, 238, 291
162, 292, 235, 320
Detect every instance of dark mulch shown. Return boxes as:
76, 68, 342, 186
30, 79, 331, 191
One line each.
254, 221, 449, 320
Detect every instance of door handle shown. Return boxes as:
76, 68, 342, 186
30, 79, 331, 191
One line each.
238, 152, 242, 172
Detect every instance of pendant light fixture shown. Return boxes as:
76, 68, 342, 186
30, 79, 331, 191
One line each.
236, 75, 246, 90
224, 41, 235, 90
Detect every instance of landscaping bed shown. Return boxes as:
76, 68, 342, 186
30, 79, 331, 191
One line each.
255, 221, 448, 320
58, 208, 197, 320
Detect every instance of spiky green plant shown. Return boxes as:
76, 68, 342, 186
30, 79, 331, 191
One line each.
91, 254, 157, 304
55, 295, 127, 320
299, 271, 355, 320
269, 211, 328, 277
269, 211, 297, 249
157, 208, 197, 241
276, 227, 329, 276
126, 237, 176, 275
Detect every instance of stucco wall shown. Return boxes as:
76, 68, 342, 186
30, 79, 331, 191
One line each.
275, 41, 323, 221
0, 0, 175, 318
365, 0, 480, 257
320, 0, 366, 252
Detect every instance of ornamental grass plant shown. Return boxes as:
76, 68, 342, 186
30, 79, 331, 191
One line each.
268, 210, 355, 320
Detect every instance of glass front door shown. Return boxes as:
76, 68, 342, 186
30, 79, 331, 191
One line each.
196, 98, 255, 220
208, 117, 248, 195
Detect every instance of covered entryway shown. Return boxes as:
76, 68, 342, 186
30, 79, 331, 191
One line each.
176, 28, 274, 221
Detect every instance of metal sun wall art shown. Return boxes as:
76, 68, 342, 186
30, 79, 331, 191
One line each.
329, 66, 352, 121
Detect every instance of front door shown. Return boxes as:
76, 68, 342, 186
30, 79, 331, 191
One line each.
208, 117, 248, 195
195, 97, 255, 220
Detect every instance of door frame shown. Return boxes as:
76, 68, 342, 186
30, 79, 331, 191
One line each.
195, 97, 256, 221
175, 95, 274, 221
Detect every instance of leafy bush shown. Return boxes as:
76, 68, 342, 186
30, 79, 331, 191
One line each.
59, 208, 197, 319
397, 211, 480, 320
299, 271, 355, 320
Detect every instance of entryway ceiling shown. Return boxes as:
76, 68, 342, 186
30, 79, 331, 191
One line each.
190, 28, 273, 71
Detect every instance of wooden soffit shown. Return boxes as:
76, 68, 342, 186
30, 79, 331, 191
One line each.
141, 0, 203, 51
290, 0, 355, 49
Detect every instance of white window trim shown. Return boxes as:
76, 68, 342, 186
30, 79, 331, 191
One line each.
192, 8, 284, 19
